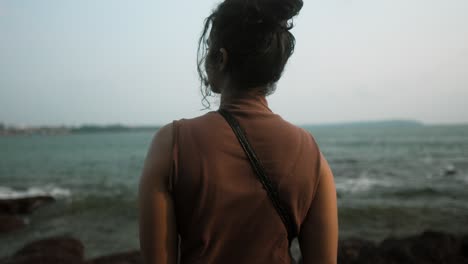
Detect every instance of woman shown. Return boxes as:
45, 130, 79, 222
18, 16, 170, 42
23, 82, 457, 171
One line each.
139, 0, 338, 263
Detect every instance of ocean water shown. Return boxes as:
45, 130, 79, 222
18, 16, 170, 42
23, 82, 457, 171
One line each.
1, 125, 468, 258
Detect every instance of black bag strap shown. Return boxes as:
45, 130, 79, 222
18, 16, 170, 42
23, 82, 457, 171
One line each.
218, 108, 297, 243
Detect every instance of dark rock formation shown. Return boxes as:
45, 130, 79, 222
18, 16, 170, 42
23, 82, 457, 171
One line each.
336, 230, 467, 264
2, 230, 467, 264
0, 215, 25, 233
0, 196, 55, 234
85, 250, 142, 264
1, 236, 84, 264
0, 196, 55, 215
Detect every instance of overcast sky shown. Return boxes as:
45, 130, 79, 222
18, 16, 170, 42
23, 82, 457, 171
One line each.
1, 0, 467, 126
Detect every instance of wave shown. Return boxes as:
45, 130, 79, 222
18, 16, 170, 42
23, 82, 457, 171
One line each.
335, 173, 395, 194
0, 185, 71, 199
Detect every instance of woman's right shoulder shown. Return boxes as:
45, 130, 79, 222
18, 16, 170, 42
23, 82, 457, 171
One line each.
279, 116, 320, 146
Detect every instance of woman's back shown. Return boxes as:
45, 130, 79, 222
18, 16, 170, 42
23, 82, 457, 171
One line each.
139, 0, 338, 263
172, 96, 320, 263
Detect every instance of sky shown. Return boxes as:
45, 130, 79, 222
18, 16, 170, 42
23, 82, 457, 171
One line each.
0, 0, 467, 126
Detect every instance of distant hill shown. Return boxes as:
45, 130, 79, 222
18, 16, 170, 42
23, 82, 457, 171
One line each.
302, 120, 424, 129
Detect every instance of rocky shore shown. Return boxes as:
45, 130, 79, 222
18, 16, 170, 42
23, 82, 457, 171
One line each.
1, 196, 467, 263
0, 231, 466, 264
0, 236, 141, 264
336, 230, 468, 264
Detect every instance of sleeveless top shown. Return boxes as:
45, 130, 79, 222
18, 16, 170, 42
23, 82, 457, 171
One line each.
170, 95, 321, 264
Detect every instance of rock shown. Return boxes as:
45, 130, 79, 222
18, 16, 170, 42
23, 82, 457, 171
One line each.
0, 215, 26, 233
334, 230, 467, 264
0, 196, 55, 215
461, 234, 468, 258
377, 230, 463, 263
0, 196, 55, 234
407, 230, 459, 263
2, 236, 85, 264
2, 254, 83, 264
14, 236, 85, 259
85, 250, 142, 264
379, 236, 416, 263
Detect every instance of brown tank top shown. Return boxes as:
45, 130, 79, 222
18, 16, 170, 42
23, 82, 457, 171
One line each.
170, 96, 321, 264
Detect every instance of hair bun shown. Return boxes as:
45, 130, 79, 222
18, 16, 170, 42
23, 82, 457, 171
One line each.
256, 0, 303, 23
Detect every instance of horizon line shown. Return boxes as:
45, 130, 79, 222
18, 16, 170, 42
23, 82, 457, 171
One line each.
2, 119, 468, 128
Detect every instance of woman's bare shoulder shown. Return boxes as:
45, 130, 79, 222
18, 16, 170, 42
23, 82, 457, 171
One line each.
140, 123, 174, 190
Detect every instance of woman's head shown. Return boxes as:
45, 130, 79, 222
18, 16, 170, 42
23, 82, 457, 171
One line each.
197, 0, 303, 106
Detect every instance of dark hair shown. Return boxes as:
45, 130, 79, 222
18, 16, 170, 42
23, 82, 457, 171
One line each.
197, 0, 304, 107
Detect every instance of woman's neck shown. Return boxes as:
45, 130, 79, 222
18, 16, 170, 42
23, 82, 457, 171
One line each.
219, 85, 267, 105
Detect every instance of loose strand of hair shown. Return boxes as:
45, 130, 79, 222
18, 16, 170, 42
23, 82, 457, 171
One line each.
197, 14, 215, 110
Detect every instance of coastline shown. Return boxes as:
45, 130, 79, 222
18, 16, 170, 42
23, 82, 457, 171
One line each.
0, 124, 161, 136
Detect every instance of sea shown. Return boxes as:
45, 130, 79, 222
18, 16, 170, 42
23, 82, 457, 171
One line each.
1, 124, 468, 258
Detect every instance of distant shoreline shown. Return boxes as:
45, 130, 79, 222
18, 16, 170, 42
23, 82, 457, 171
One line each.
303, 120, 424, 129
0, 124, 161, 136
2, 120, 467, 136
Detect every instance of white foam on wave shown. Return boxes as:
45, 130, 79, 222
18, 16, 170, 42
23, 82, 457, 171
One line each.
0, 185, 72, 199
335, 172, 395, 193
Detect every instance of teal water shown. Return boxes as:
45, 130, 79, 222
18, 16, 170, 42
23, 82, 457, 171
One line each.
1, 125, 468, 257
